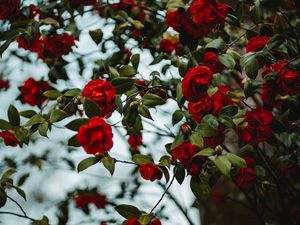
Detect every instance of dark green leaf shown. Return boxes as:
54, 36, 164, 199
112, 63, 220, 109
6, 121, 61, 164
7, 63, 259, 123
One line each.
77, 157, 100, 173
132, 154, 153, 164
111, 77, 135, 94
101, 156, 115, 175
89, 29, 103, 45
115, 204, 141, 219
8, 105, 20, 126
83, 98, 101, 118
43, 90, 62, 99
65, 118, 89, 131
142, 93, 165, 108
50, 109, 68, 123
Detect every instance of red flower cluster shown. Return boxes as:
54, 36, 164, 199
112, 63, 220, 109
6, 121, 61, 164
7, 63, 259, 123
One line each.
182, 66, 213, 102
20, 78, 51, 106
246, 36, 270, 52
139, 163, 162, 182
238, 107, 273, 145
0, 131, 19, 147
17, 33, 76, 61
0, 0, 19, 20
125, 218, 162, 225
160, 38, 181, 55
75, 193, 107, 209
172, 142, 205, 175
203, 126, 225, 148
77, 117, 113, 154
128, 134, 143, 150
201, 51, 225, 74
0, 79, 9, 90
112, 0, 146, 24
233, 157, 256, 189
82, 79, 116, 118
188, 86, 232, 123
166, 0, 228, 39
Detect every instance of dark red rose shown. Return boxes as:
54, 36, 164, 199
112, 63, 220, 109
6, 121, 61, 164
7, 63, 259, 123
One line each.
203, 127, 225, 148
20, 78, 51, 106
150, 219, 162, 225
233, 157, 256, 189
75, 193, 107, 209
190, 0, 228, 28
82, 79, 116, 118
171, 142, 200, 166
139, 163, 162, 182
202, 51, 225, 73
90, 193, 107, 209
0, 0, 20, 20
17, 34, 44, 58
186, 156, 206, 176
77, 116, 113, 154
261, 80, 282, 109
166, 9, 182, 32
160, 39, 176, 53
0, 131, 19, 147
29, 4, 46, 19
42, 33, 76, 59
182, 66, 213, 102
75, 194, 91, 208
128, 134, 143, 150
135, 79, 148, 97
238, 107, 273, 145
188, 85, 232, 123
263, 60, 300, 96
0, 79, 9, 90
125, 217, 141, 225
120, 48, 132, 64
246, 36, 270, 52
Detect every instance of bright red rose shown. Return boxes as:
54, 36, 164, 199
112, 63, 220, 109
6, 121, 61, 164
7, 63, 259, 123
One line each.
128, 134, 143, 150
0, 79, 9, 90
82, 79, 116, 118
150, 219, 162, 225
238, 107, 273, 145
171, 142, 200, 166
0, 131, 19, 147
190, 0, 228, 28
77, 117, 113, 154
125, 217, 141, 225
166, 9, 182, 32
160, 39, 176, 53
0, 0, 19, 20
17, 34, 44, 58
263, 60, 300, 96
42, 33, 76, 59
233, 157, 256, 189
90, 193, 107, 209
182, 66, 213, 102
139, 163, 162, 182
246, 36, 270, 52
188, 85, 232, 123
20, 78, 51, 106
202, 51, 225, 73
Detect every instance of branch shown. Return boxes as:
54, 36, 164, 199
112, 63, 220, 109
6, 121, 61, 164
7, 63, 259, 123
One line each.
0, 211, 35, 222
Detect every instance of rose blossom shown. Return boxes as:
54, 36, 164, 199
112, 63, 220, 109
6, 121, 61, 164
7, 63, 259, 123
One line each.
233, 157, 256, 189
0, 79, 9, 90
139, 163, 162, 182
202, 51, 225, 74
0, 131, 19, 147
0, 0, 20, 20
171, 142, 200, 166
246, 36, 270, 52
77, 117, 113, 154
128, 134, 143, 150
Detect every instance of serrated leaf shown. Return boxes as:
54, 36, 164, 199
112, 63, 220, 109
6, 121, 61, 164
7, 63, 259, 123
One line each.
219, 105, 238, 117
14, 186, 26, 200
1, 169, 16, 179
38, 122, 49, 137
101, 156, 115, 176
206, 38, 226, 51
108, 66, 120, 79
8, 105, 20, 126
137, 104, 152, 120
77, 157, 100, 173
68, 135, 80, 147
219, 54, 236, 69
172, 110, 183, 126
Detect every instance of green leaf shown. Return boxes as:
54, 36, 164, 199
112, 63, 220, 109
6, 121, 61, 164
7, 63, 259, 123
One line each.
219, 54, 236, 69
50, 109, 68, 123
172, 110, 183, 126
171, 133, 185, 150
64, 88, 81, 97
17, 173, 30, 186
215, 155, 232, 176
65, 118, 89, 131
174, 164, 185, 185
176, 82, 183, 104
38, 122, 49, 137
101, 156, 115, 176
14, 186, 26, 200
137, 104, 152, 120
89, 29, 103, 45
189, 132, 204, 148
43, 90, 62, 99
219, 105, 238, 117
0, 119, 12, 130
139, 214, 154, 225
111, 77, 135, 94
190, 175, 211, 201
40, 17, 60, 27
19, 110, 36, 118
108, 66, 120, 79
132, 154, 153, 164
8, 105, 20, 126
68, 135, 80, 147
131, 54, 140, 69
245, 57, 258, 79
119, 65, 137, 77
265, 34, 284, 50
25, 114, 45, 126
1, 169, 16, 179
205, 38, 226, 51
194, 148, 214, 157
226, 153, 247, 168
31, 216, 49, 225
115, 204, 141, 219
83, 98, 101, 118
77, 157, 100, 173
142, 93, 166, 108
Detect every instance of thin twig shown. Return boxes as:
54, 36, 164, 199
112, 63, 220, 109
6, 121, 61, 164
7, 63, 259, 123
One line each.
0, 211, 35, 222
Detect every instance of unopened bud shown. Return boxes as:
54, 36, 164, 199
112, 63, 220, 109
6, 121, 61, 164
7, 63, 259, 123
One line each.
57, 96, 64, 103
73, 97, 81, 104
180, 124, 192, 136
215, 145, 223, 155
130, 101, 140, 109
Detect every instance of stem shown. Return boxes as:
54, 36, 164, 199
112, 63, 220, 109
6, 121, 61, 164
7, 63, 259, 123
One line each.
115, 159, 137, 165
0, 211, 35, 222
7, 195, 28, 218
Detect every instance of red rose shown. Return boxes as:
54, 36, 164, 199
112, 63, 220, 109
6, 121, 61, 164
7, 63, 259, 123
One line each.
82, 79, 116, 118
90, 193, 107, 209
0, 79, 9, 90
166, 9, 182, 32
75, 193, 107, 209
261, 80, 282, 109
202, 51, 225, 74
29, 4, 46, 19
150, 219, 162, 225
139, 163, 162, 182
238, 107, 273, 145
186, 156, 206, 176
203, 127, 225, 148
128, 134, 143, 150
246, 36, 270, 52
20, 78, 51, 106
188, 85, 232, 123
42, 33, 76, 59
233, 157, 256, 189
0, 0, 20, 20
171, 142, 200, 166
75, 194, 91, 208
160, 39, 176, 53
77, 117, 113, 154
17, 34, 44, 58
182, 66, 213, 102
125, 217, 141, 225
190, 0, 228, 28
0, 131, 19, 147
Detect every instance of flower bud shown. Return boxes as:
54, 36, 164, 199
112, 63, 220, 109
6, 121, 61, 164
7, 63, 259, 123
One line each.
180, 124, 192, 136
